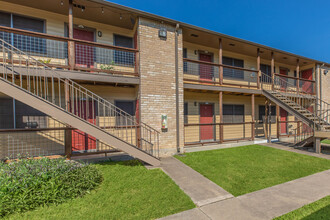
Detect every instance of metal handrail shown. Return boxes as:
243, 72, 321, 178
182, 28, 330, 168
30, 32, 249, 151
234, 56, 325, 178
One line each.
260, 71, 330, 131
0, 39, 159, 158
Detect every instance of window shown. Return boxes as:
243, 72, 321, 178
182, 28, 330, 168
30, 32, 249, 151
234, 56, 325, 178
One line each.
184, 102, 188, 124
15, 100, 47, 128
115, 100, 135, 125
223, 57, 244, 79
259, 105, 276, 123
223, 104, 244, 123
0, 12, 46, 54
0, 98, 14, 129
183, 48, 187, 73
114, 34, 134, 66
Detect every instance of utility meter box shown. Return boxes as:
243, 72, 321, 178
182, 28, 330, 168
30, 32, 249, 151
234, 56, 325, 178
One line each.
161, 114, 168, 131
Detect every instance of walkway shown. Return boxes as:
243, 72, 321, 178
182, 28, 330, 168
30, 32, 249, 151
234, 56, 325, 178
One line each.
160, 157, 233, 207
159, 143, 330, 219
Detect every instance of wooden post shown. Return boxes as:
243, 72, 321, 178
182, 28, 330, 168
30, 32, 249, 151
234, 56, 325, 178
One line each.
268, 101, 272, 143
68, 0, 75, 70
219, 39, 223, 85
265, 99, 268, 140
65, 128, 72, 159
297, 121, 301, 137
271, 52, 275, 90
296, 59, 300, 95
257, 48, 261, 89
219, 91, 223, 143
251, 94, 255, 140
276, 104, 280, 139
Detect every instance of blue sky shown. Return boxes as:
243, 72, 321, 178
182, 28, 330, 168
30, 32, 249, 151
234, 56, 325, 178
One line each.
109, 0, 330, 63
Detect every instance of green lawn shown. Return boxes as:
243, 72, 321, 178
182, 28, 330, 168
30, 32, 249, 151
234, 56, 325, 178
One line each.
5, 160, 195, 220
175, 145, 330, 196
275, 196, 330, 219
321, 139, 330, 144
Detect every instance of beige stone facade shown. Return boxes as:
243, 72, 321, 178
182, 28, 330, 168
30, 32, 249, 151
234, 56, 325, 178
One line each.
138, 18, 184, 155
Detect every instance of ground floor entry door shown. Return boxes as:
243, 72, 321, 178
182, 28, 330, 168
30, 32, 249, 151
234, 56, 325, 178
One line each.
200, 104, 214, 141
280, 108, 288, 134
72, 100, 97, 152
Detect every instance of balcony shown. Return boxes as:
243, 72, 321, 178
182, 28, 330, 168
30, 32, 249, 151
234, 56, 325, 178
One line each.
0, 26, 138, 80
184, 58, 316, 95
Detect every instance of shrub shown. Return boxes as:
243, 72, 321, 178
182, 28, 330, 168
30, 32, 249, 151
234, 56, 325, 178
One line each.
0, 158, 102, 217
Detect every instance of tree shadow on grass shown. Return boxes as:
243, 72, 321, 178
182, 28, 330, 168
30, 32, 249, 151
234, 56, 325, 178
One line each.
302, 204, 330, 220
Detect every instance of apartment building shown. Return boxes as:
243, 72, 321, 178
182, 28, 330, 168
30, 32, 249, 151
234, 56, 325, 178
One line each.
0, 0, 329, 165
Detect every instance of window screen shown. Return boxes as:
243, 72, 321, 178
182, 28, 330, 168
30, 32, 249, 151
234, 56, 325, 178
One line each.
259, 105, 276, 123
0, 11, 11, 27
0, 98, 14, 129
223, 57, 244, 79
114, 34, 134, 66
183, 48, 187, 73
184, 102, 188, 124
115, 100, 135, 125
223, 104, 244, 123
12, 14, 46, 54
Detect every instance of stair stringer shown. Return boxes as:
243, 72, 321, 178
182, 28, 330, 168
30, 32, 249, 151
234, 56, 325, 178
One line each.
262, 90, 317, 129
0, 78, 160, 166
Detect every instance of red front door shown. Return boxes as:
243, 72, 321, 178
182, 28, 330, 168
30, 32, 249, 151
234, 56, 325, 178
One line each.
73, 28, 95, 68
199, 53, 213, 81
280, 68, 288, 91
280, 108, 288, 134
200, 104, 214, 141
72, 100, 97, 152
301, 69, 313, 94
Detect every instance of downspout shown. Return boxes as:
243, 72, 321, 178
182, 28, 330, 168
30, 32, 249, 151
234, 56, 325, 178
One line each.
175, 23, 180, 153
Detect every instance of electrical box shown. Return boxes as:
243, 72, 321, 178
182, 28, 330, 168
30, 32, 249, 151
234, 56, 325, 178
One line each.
161, 114, 168, 131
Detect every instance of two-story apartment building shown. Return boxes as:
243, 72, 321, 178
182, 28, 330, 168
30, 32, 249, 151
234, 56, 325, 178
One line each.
0, 0, 329, 165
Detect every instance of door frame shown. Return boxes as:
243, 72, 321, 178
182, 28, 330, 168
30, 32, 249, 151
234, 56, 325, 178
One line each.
280, 107, 288, 135
198, 102, 215, 142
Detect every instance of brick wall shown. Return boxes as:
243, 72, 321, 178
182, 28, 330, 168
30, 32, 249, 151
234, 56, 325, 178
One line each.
138, 18, 184, 156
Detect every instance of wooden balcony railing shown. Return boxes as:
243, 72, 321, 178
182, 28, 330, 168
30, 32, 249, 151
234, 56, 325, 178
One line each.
183, 58, 259, 88
0, 26, 139, 77
184, 58, 316, 95
184, 121, 254, 145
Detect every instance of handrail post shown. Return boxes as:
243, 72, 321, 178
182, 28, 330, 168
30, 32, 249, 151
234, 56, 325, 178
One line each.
257, 48, 260, 89
68, 0, 75, 70
271, 52, 274, 90
219, 38, 223, 85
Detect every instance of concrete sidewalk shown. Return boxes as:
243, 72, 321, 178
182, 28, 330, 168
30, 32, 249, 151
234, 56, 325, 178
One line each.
160, 157, 233, 207
160, 143, 330, 220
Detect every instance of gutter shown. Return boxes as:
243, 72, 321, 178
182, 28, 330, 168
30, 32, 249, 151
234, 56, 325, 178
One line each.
175, 23, 180, 153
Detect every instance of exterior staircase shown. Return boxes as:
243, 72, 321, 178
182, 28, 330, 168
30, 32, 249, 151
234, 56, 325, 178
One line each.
0, 39, 160, 166
260, 72, 330, 151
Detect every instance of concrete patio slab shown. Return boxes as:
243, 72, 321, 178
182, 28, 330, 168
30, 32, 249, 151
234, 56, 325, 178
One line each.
160, 157, 233, 207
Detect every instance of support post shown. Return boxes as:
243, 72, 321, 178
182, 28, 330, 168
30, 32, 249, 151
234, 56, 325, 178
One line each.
65, 128, 72, 159
271, 52, 275, 90
268, 101, 272, 143
219, 38, 223, 85
219, 91, 223, 143
276, 104, 280, 139
251, 94, 255, 141
265, 99, 269, 141
257, 48, 261, 89
296, 59, 300, 95
68, 0, 75, 70
314, 137, 321, 154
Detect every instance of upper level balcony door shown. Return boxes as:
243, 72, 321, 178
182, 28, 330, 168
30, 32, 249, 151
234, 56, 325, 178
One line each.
301, 69, 313, 94
74, 28, 95, 68
199, 53, 213, 81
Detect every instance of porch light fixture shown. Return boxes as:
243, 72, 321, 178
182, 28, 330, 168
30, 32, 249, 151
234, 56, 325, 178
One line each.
324, 70, 328, 75
98, 31, 102, 37
101, 7, 104, 14
60, 1, 64, 6
283, 57, 287, 60
159, 27, 167, 39
120, 14, 123, 20
191, 34, 198, 38
229, 43, 235, 46
78, 25, 84, 29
